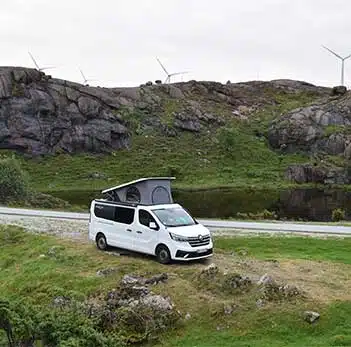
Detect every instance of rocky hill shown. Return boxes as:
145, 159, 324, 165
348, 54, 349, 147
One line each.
0, 66, 330, 156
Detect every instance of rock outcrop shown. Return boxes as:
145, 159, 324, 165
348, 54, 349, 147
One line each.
268, 90, 351, 157
0, 67, 329, 156
0, 67, 130, 155
285, 164, 350, 185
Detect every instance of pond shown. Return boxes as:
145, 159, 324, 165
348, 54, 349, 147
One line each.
47, 187, 351, 222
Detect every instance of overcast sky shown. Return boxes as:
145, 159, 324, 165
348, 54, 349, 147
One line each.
1, 0, 351, 87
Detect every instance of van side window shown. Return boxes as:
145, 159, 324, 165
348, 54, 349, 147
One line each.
115, 206, 135, 224
94, 204, 115, 221
139, 210, 156, 227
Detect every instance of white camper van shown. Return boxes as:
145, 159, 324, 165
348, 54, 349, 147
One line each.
88, 177, 213, 264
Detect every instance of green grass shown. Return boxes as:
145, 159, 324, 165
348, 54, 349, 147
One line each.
2, 225, 351, 346
16, 132, 308, 193
215, 235, 351, 264
158, 302, 351, 347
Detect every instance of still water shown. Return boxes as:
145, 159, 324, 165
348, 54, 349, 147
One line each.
48, 188, 351, 222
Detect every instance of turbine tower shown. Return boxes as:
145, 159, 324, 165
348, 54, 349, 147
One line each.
156, 57, 188, 84
322, 45, 351, 86
28, 52, 55, 72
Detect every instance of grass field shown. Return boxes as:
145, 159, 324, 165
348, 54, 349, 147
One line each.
1, 225, 351, 346
17, 133, 309, 193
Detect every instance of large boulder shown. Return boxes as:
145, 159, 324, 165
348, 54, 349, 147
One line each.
268, 92, 351, 156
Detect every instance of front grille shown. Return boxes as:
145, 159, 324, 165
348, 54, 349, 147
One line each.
176, 248, 213, 259
188, 235, 211, 247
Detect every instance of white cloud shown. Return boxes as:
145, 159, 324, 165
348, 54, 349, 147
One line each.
1, 0, 351, 87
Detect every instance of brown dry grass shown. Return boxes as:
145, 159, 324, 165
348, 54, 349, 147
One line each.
212, 253, 351, 303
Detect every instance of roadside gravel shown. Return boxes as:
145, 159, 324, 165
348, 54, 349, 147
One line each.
0, 215, 88, 240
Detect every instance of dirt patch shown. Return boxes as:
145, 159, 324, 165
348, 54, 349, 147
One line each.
211, 253, 351, 303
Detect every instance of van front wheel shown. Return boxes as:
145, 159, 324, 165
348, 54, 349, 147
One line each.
156, 245, 171, 264
96, 234, 108, 251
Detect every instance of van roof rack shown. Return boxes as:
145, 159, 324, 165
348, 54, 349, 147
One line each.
101, 177, 176, 205
94, 199, 140, 208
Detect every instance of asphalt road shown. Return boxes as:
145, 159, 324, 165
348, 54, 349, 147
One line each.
1, 206, 351, 236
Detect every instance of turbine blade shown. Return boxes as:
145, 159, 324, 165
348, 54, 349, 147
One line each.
40, 66, 56, 71
28, 52, 40, 69
156, 57, 169, 75
169, 71, 189, 76
344, 53, 351, 60
80, 69, 86, 81
322, 45, 342, 59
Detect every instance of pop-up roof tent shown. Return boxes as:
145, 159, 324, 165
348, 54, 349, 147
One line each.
101, 177, 176, 205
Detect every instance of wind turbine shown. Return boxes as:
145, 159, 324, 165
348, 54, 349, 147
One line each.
79, 69, 96, 85
322, 45, 351, 86
156, 57, 188, 84
28, 52, 55, 72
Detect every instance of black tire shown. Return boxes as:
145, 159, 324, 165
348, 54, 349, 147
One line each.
96, 233, 108, 251
155, 245, 171, 264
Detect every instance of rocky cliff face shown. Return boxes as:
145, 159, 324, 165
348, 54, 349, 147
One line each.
0, 66, 330, 156
268, 90, 351, 158
0, 67, 131, 155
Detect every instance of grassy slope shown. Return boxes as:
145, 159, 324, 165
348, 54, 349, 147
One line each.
19, 133, 308, 192
2, 226, 351, 347
15, 90, 322, 192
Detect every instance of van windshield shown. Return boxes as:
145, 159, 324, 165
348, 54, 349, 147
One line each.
152, 207, 196, 227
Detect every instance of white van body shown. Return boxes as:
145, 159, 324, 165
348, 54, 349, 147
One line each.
88, 199, 213, 263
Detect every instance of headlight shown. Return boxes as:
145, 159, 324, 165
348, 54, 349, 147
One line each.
169, 232, 189, 242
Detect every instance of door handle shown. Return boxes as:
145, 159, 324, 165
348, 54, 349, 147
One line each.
126, 229, 132, 232
136, 230, 143, 234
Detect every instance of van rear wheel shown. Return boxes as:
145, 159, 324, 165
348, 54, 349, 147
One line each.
156, 245, 171, 264
96, 234, 108, 251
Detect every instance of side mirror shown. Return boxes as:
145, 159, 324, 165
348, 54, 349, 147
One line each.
149, 221, 157, 229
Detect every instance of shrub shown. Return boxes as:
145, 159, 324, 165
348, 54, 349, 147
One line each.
236, 210, 277, 220
262, 209, 278, 220
236, 212, 249, 219
332, 208, 345, 222
0, 225, 26, 245
218, 127, 241, 153
23, 192, 71, 209
0, 157, 29, 203
163, 164, 182, 178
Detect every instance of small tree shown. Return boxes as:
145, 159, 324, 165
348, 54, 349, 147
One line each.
0, 157, 29, 203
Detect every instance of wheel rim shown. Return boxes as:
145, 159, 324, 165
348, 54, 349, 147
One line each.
98, 238, 106, 249
159, 249, 168, 261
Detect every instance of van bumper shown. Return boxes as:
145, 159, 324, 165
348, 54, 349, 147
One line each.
173, 247, 213, 261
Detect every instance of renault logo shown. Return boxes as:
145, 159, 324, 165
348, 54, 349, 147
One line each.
198, 234, 203, 241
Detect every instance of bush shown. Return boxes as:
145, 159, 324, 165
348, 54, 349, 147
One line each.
332, 208, 345, 222
218, 128, 242, 153
236, 210, 277, 220
0, 157, 29, 203
23, 192, 71, 209
163, 164, 182, 178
